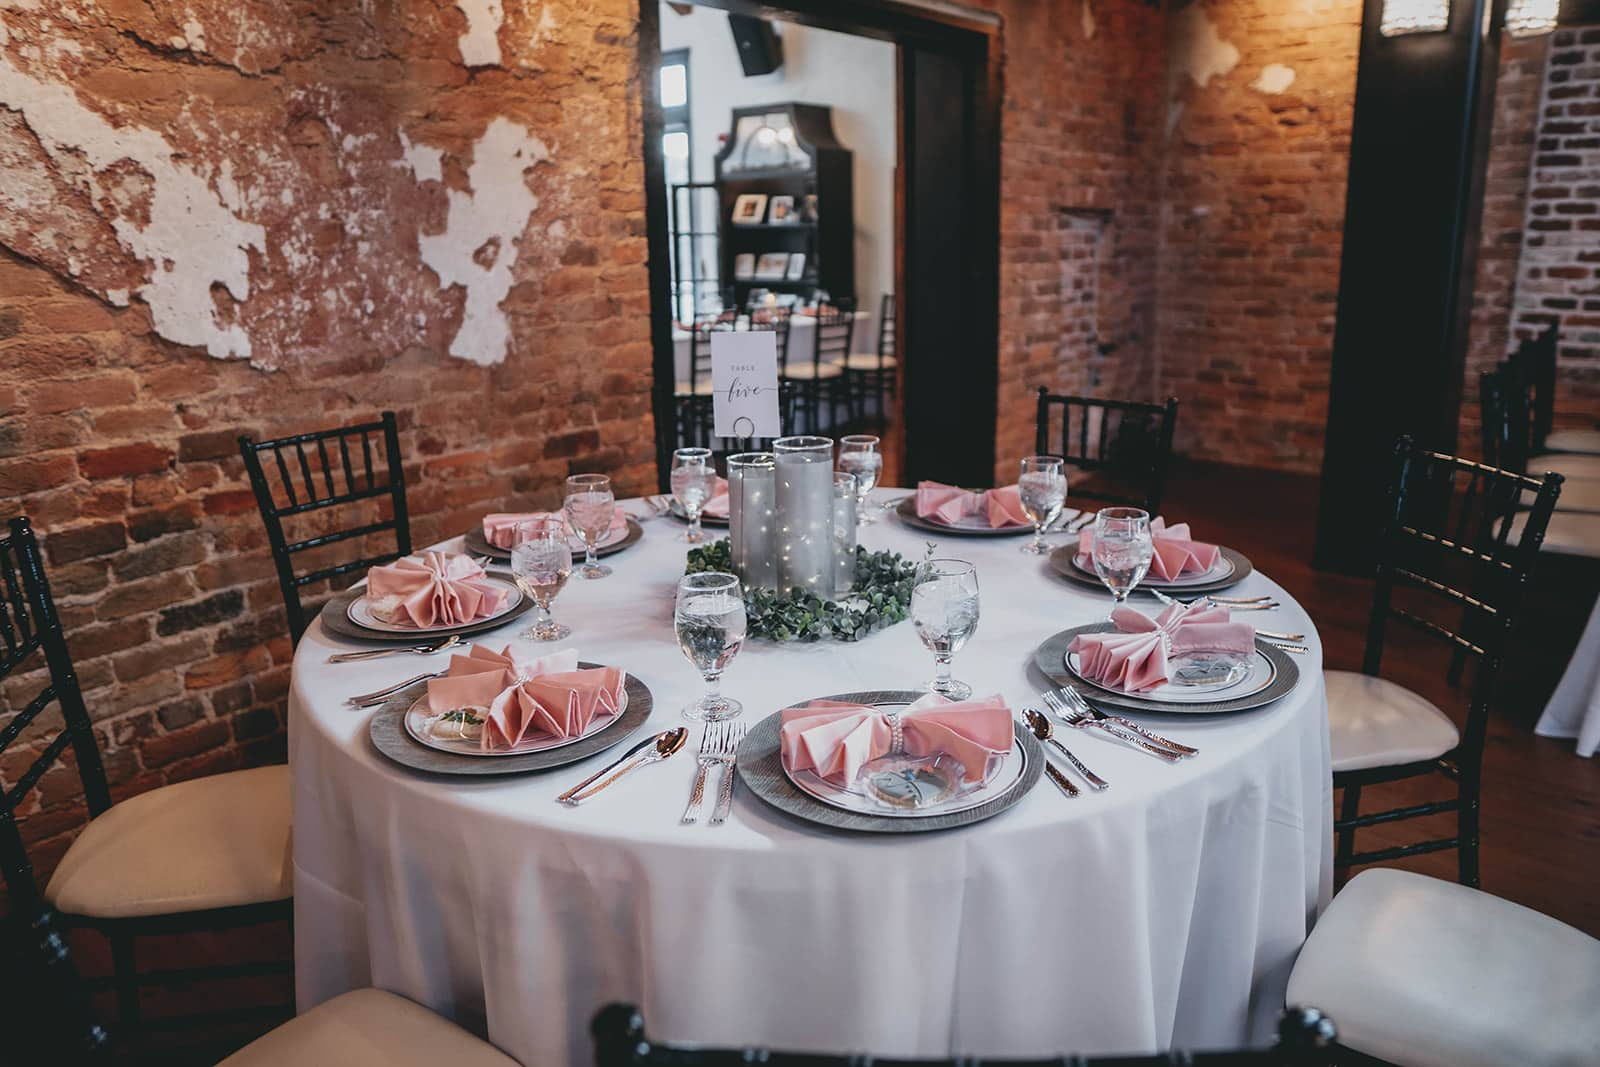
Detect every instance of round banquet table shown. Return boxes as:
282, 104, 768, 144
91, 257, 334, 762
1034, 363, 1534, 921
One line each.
290, 490, 1332, 1063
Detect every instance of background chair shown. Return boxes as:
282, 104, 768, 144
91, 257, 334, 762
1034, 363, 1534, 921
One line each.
782, 305, 851, 434
590, 1003, 1338, 1066
677, 382, 799, 472
0, 517, 292, 1052
1033, 389, 1179, 513
239, 411, 412, 646
1481, 367, 1600, 556
835, 291, 897, 429
1286, 867, 1600, 1067
1328, 438, 1560, 888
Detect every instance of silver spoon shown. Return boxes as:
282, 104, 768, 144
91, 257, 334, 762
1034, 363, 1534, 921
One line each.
1022, 709, 1109, 791
558, 727, 688, 806
328, 634, 460, 663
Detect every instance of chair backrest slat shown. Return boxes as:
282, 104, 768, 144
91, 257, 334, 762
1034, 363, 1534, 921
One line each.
238, 412, 412, 646
1034, 388, 1179, 513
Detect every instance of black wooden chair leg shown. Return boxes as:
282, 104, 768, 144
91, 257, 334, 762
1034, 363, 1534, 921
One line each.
1458, 780, 1482, 889
111, 930, 140, 1032
1336, 783, 1361, 881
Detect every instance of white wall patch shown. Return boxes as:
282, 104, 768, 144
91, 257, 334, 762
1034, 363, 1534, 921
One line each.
1250, 63, 1296, 95
1170, 3, 1239, 90
455, 0, 504, 67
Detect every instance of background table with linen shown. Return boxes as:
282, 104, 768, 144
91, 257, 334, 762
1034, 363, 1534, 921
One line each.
290, 490, 1332, 1063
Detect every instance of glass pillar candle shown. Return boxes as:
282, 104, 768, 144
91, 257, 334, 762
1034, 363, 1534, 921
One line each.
727, 452, 778, 593
833, 472, 858, 596
774, 435, 835, 598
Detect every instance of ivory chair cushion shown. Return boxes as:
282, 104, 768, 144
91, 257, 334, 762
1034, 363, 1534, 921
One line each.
218, 988, 521, 1067
1532, 452, 1600, 481
1545, 427, 1600, 455
45, 764, 291, 919
781, 362, 844, 381
1522, 475, 1600, 514
1324, 670, 1459, 773
1505, 509, 1600, 558
1286, 868, 1600, 1067
832, 352, 899, 371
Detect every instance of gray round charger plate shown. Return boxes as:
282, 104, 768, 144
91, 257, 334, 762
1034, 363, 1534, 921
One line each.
1033, 623, 1299, 715
463, 517, 644, 561
368, 664, 653, 776
1047, 544, 1254, 597
735, 690, 1043, 833
320, 584, 536, 645
894, 495, 1032, 537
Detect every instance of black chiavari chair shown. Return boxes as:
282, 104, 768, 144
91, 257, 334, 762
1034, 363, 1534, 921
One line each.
835, 292, 898, 429
238, 411, 412, 646
591, 1004, 1339, 1067
1034, 389, 1179, 514
1509, 324, 1558, 456
0, 517, 292, 1052
783, 306, 852, 434
1328, 438, 1561, 888
678, 383, 799, 473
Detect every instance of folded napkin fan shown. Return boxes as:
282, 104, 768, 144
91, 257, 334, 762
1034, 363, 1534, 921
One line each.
1077, 517, 1220, 581
365, 552, 507, 628
915, 481, 1030, 529
702, 476, 731, 520
482, 510, 629, 551
424, 645, 626, 751
779, 692, 1014, 787
1067, 604, 1255, 692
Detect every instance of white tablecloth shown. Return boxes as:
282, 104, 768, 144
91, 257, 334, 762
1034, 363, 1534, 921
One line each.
290, 491, 1332, 1063
1535, 592, 1600, 757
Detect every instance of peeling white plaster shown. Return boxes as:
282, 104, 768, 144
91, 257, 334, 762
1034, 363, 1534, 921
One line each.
0, 49, 265, 358
414, 118, 546, 366
1250, 63, 1295, 95
1081, 0, 1095, 40
398, 131, 443, 184
1170, 3, 1239, 89
181, 18, 206, 52
455, 0, 504, 67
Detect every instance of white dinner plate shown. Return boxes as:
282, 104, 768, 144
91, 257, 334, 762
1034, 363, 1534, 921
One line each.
347, 577, 522, 634
402, 686, 627, 758
1063, 645, 1278, 706
1071, 551, 1236, 589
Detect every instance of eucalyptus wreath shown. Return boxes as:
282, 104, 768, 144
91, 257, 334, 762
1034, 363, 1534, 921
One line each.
683, 539, 919, 643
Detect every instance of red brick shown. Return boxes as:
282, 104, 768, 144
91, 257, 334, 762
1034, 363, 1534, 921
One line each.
0, 455, 78, 496
202, 489, 259, 516
45, 521, 126, 564
79, 442, 173, 479
139, 720, 231, 769
29, 376, 137, 414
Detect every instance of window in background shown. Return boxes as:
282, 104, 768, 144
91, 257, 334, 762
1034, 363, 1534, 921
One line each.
661, 49, 711, 324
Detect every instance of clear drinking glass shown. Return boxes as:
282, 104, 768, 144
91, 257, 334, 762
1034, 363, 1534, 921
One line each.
1018, 455, 1068, 555
670, 446, 715, 544
564, 473, 616, 579
837, 435, 883, 524
675, 571, 747, 721
911, 558, 980, 700
509, 522, 573, 640
1091, 507, 1154, 610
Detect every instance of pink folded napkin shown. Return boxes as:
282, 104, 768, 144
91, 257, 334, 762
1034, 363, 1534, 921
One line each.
1077, 517, 1220, 581
916, 481, 1030, 529
482, 511, 628, 550
703, 476, 731, 519
424, 644, 576, 714
779, 692, 1014, 786
365, 552, 507, 628
1066, 603, 1255, 692
422, 644, 626, 751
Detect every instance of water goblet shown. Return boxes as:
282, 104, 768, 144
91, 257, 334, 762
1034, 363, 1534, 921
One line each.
670, 447, 715, 544
911, 558, 980, 700
1018, 455, 1068, 555
509, 522, 572, 641
675, 571, 747, 721
1091, 507, 1154, 611
837, 435, 883, 524
564, 473, 616, 579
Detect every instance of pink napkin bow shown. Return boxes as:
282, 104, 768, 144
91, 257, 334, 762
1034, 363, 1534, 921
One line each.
915, 481, 1030, 529
482, 511, 628, 550
424, 645, 626, 751
1066, 604, 1255, 692
1077, 517, 1220, 581
365, 552, 507, 628
779, 693, 1014, 786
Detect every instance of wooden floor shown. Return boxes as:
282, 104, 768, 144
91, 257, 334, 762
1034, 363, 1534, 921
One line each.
58, 460, 1600, 1062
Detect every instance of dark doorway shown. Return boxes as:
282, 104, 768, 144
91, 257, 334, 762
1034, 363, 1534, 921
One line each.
639, 0, 1002, 489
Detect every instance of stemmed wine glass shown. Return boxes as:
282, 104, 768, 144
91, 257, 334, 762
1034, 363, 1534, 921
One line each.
509, 522, 572, 641
670, 447, 715, 544
911, 558, 980, 700
674, 571, 747, 721
564, 473, 616, 579
837, 435, 883, 524
1091, 507, 1154, 612
1017, 455, 1067, 555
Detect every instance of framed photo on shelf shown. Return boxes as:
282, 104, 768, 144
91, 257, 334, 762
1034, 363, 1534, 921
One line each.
733, 253, 756, 281
801, 194, 819, 223
731, 194, 768, 225
785, 252, 807, 281
767, 195, 797, 225
754, 252, 790, 281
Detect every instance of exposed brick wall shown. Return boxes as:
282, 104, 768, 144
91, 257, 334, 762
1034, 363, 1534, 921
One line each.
1156, 0, 1361, 473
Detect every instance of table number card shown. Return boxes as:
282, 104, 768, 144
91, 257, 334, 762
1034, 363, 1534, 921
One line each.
711, 331, 781, 440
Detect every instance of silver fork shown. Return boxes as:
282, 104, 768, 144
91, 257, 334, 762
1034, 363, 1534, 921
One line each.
328, 634, 461, 663
1049, 688, 1198, 757
1150, 589, 1279, 612
1042, 690, 1188, 762
708, 722, 748, 826
681, 722, 730, 825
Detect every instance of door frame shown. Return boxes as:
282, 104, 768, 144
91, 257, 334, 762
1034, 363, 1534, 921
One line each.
638, 0, 1003, 488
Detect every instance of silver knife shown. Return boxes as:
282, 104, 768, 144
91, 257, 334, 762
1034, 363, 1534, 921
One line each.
556, 733, 663, 804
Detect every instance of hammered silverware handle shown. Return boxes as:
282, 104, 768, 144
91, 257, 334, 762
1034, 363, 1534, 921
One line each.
350, 671, 444, 707
1083, 720, 1184, 762
708, 763, 737, 825
561, 754, 655, 806
681, 761, 713, 825
1045, 737, 1109, 790
1043, 761, 1080, 797
1101, 715, 1198, 757
330, 647, 410, 663
1261, 640, 1308, 654
557, 736, 658, 803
